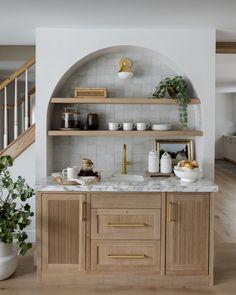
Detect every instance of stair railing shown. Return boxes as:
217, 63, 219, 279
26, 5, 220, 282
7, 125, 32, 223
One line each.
0, 56, 35, 150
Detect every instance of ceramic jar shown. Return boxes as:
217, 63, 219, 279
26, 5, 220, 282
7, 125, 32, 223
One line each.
160, 152, 172, 173
148, 150, 159, 173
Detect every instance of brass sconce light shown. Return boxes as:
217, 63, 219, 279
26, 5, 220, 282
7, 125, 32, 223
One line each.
118, 57, 134, 79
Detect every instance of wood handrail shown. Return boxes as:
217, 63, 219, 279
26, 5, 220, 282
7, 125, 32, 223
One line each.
0, 56, 35, 92
0, 124, 35, 159
0, 86, 35, 110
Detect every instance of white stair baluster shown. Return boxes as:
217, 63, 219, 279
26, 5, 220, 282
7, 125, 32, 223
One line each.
24, 69, 29, 130
14, 78, 18, 139
3, 87, 8, 148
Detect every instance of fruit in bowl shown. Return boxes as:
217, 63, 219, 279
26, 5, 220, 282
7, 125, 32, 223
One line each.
174, 160, 202, 183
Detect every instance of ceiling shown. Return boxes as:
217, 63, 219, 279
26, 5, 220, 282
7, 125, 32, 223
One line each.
1, 0, 236, 44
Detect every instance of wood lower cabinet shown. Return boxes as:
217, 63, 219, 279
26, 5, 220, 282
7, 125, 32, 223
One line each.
40, 193, 86, 272
37, 191, 214, 285
166, 193, 209, 275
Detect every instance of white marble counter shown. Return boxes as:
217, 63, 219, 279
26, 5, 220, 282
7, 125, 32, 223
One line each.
35, 176, 218, 193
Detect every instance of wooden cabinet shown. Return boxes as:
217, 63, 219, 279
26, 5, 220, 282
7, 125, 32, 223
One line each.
166, 193, 209, 275
37, 191, 214, 285
90, 193, 163, 272
223, 136, 236, 162
40, 193, 86, 272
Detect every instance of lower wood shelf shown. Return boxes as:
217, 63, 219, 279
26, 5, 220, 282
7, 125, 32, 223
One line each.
48, 130, 203, 137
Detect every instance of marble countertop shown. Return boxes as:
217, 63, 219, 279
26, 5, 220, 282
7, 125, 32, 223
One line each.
35, 176, 218, 193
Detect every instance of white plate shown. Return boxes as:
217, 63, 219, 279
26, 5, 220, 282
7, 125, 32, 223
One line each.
151, 124, 172, 131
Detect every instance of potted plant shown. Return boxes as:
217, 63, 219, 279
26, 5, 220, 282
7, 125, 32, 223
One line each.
152, 76, 190, 128
0, 155, 34, 280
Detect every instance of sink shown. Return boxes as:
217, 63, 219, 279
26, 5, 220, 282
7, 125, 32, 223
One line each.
111, 174, 145, 182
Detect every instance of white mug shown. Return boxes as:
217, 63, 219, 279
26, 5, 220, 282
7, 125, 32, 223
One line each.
136, 122, 150, 131
62, 167, 76, 179
123, 122, 136, 131
108, 122, 122, 131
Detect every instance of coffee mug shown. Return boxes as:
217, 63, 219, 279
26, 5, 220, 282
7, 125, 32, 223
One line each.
108, 122, 122, 131
123, 122, 136, 131
62, 167, 76, 179
136, 122, 150, 131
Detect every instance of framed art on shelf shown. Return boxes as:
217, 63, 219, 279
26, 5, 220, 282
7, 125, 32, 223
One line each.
155, 139, 193, 166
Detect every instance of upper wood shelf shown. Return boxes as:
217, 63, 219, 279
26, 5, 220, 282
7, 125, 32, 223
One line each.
50, 97, 201, 105
48, 130, 203, 137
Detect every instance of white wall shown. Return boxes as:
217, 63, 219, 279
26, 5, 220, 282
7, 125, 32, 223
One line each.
215, 93, 236, 159
36, 29, 216, 180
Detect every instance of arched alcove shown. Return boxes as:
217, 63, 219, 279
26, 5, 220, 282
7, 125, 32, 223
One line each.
47, 45, 202, 176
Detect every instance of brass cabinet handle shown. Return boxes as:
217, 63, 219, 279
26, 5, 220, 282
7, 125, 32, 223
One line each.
108, 254, 145, 259
168, 202, 176, 222
81, 201, 87, 221
107, 223, 146, 227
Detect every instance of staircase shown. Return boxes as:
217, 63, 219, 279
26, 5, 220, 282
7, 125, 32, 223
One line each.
0, 57, 36, 159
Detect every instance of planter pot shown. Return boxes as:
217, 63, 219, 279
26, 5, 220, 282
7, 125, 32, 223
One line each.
0, 242, 17, 280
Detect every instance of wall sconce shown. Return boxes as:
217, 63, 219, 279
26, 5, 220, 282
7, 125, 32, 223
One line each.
118, 57, 134, 79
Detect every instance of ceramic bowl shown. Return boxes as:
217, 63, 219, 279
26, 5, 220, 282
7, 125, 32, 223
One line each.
151, 124, 172, 131
174, 166, 202, 183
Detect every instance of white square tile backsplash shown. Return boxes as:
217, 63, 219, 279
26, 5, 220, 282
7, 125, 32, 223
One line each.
52, 48, 201, 176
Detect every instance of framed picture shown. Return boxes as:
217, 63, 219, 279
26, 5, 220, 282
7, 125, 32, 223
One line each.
155, 140, 193, 166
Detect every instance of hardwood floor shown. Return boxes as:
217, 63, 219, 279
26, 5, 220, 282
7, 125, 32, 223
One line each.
0, 161, 236, 294
215, 160, 236, 243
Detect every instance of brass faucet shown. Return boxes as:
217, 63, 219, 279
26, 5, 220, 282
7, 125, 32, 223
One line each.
122, 144, 133, 174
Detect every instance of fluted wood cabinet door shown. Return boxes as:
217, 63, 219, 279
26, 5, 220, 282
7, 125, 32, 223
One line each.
166, 193, 209, 275
41, 193, 86, 272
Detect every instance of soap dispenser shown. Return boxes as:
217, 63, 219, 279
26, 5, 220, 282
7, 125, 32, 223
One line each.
148, 150, 159, 173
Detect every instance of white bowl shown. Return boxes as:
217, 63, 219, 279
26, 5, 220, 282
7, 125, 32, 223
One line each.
174, 166, 202, 183
151, 124, 172, 131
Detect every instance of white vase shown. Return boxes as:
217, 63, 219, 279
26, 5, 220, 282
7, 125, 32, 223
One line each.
0, 242, 17, 280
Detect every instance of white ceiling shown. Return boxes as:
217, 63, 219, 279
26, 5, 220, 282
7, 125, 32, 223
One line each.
1, 0, 236, 44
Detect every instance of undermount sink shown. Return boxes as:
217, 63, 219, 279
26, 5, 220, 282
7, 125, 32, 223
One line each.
111, 174, 145, 182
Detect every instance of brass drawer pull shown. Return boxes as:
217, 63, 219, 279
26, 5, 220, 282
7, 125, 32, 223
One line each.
168, 202, 176, 222
107, 223, 146, 227
81, 201, 87, 221
108, 254, 145, 259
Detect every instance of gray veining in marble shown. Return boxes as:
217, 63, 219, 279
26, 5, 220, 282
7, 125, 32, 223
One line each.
35, 176, 218, 193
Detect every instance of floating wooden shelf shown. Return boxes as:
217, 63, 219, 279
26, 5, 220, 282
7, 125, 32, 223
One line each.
48, 130, 203, 137
50, 97, 201, 105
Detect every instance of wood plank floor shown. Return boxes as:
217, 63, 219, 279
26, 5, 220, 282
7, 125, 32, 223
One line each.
215, 160, 236, 243
0, 161, 236, 294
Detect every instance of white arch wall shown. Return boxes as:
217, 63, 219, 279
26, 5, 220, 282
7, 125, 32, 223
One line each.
36, 29, 216, 180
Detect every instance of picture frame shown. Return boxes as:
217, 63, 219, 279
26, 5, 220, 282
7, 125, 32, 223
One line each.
155, 139, 193, 166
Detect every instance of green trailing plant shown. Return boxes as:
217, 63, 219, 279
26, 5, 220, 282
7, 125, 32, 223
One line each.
0, 155, 34, 256
152, 76, 190, 128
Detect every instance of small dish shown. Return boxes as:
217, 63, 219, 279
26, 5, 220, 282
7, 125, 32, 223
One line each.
151, 124, 172, 131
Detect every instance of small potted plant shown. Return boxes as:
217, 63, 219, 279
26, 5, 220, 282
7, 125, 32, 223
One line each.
152, 76, 190, 128
0, 155, 34, 280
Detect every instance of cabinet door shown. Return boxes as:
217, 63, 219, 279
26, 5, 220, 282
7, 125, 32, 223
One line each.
166, 193, 209, 275
41, 193, 86, 272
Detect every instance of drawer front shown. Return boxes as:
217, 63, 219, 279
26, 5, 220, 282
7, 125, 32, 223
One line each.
91, 193, 162, 209
91, 240, 160, 271
91, 209, 161, 239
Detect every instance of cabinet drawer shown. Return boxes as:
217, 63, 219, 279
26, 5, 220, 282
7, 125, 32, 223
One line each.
91, 193, 162, 209
91, 209, 161, 239
91, 240, 160, 271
